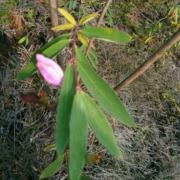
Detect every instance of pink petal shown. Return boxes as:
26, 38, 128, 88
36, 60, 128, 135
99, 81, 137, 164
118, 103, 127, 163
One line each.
36, 54, 64, 86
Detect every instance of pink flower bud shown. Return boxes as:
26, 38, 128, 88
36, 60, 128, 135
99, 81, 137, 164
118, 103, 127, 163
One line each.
36, 54, 64, 86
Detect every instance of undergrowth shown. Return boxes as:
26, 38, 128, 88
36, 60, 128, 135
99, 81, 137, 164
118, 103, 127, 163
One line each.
0, 0, 179, 179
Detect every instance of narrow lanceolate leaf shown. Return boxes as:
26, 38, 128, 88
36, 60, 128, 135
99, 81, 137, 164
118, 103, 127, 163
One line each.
18, 35, 28, 44
40, 155, 64, 179
88, 48, 98, 70
80, 92, 123, 159
85, 153, 101, 165
76, 47, 135, 127
79, 13, 98, 25
16, 34, 70, 80
69, 92, 88, 180
16, 61, 36, 81
43, 143, 56, 152
58, 8, 76, 25
80, 46, 97, 70
42, 39, 70, 58
81, 26, 132, 44
51, 23, 74, 32
78, 32, 89, 47
56, 64, 76, 155
38, 33, 70, 52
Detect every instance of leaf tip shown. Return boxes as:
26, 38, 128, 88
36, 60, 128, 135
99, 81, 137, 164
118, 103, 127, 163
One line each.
15, 75, 20, 81
15, 72, 25, 81
39, 174, 47, 179
129, 119, 136, 128
128, 34, 132, 42
117, 150, 124, 160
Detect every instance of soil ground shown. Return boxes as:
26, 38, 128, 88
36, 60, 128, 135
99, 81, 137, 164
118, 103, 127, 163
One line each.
0, 0, 180, 179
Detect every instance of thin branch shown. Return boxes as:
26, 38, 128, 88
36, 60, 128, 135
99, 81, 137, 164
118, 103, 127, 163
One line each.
50, 0, 58, 27
97, 0, 113, 27
86, 0, 112, 55
114, 29, 180, 91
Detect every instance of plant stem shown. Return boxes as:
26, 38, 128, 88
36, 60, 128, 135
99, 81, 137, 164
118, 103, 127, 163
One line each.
70, 26, 81, 90
71, 0, 113, 90
50, 0, 58, 27
114, 29, 180, 91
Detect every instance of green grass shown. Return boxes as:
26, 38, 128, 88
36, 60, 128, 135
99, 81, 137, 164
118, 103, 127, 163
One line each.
0, 0, 17, 25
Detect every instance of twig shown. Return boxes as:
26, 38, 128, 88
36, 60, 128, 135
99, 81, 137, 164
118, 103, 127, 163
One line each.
50, 0, 58, 27
114, 29, 180, 91
86, 0, 112, 55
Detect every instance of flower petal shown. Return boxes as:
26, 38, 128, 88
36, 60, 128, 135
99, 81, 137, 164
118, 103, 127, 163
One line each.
36, 54, 64, 86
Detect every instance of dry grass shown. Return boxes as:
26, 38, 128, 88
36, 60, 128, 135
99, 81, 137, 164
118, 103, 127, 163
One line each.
0, 0, 180, 179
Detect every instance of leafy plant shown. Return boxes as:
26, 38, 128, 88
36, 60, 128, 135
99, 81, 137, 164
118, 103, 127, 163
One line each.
18, 35, 29, 46
16, 8, 135, 180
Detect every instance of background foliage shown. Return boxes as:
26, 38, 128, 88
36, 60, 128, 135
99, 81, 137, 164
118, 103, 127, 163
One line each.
0, 0, 179, 179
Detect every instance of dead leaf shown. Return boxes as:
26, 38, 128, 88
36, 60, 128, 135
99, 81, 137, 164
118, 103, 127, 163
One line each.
86, 153, 102, 165
38, 89, 49, 106
19, 89, 58, 112
9, 11, 25, 37
19, 92, 39, 106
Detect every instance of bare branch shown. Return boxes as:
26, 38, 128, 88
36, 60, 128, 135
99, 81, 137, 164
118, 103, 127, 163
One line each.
114, 29, 180, 91
50, 0, 58, 27
86, 0, 113, 55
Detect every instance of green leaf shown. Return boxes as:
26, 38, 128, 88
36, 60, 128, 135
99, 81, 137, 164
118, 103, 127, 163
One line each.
18, 35, 28, 45
88, 48, 98, 70
56, 64, 76, 155
16, 34, 70, 80
80, 46, 98, 70
16, 60, 36, 81
80, 91, 123, 159
78, 32, 89, 47
43, 143, 56, 152
76, 47, 136, 127
69, 92, 88, 180
40, 155, 64, 179
81, 26, 131, 44
58, 8, 76, 25
42, 39, 70, 58
79, 13, 98, 25
51, 23, 74, 32
38, 33, 70, 53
